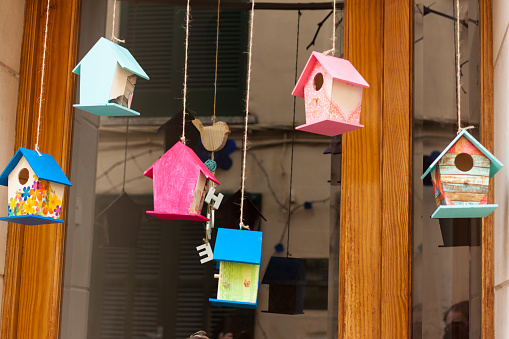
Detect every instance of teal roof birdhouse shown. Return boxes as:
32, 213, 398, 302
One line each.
421, 130, 503, 218
73, 37, 149, 116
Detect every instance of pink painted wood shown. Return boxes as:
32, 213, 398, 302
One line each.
144, 142, 219, 221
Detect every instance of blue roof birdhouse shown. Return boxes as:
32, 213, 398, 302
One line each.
210, 228, 263, 309
421, 130, 503, 218
0, 148, 72, 225
73, 37, 149, 116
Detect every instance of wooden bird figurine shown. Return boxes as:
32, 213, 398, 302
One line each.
192, 119, 231, 152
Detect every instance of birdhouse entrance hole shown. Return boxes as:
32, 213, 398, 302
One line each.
18, 168, 29, 185
455, 153, 474, 172
314, 73, 323, 91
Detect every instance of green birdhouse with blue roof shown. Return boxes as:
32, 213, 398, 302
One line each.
73, 37, 149, 116
421, 130, 503, 218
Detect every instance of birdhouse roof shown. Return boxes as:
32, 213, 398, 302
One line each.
213, 228, 263, 265
421, 130, 503, 180
292, 51, 369, 98
144, 141, 219, 184
0, 148, 72, 186
262, 257, 306, 285
73, 37, 149, 80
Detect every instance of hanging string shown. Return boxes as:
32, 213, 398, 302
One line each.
454, 0, 473, 133
239, 0, 255, 230
122, 118, 129, 192
34, 0, 52, 155
213, 0, 220, 125
323, 0, 336, 56
286, 10, 301, 258
111, 0, 125, 43
181, 0, 191, 144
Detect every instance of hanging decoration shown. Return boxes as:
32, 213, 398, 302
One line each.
0, 0, 72, 226
262, 256, 306, 314
72, 0, 149, 117
159, 110, 200, 152
209, 0, 264, 308
216, 190, 266, 231
292, 0, 369, 137
420, 0, 503, 218
209, 228, 263, 309
144, 141, 220, 221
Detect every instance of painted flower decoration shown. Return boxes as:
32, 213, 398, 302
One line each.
23, 197, 36, 215
32, 180, 39, 191
48, 194, 61, 213
21, 187, 30, 201
9, 198, 17, 211
55, 205, 61, 217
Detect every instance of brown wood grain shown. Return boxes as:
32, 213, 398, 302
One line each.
381, 0, 412, 338
341, 0, 412, 338
0, 0, 81, 338
341, 0, 383, 337
479, 0, 495, 337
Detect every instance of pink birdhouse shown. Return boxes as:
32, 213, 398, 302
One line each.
292, 51, 369, 137
144, 142, 220, 221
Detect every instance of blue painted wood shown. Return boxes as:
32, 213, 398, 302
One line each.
73, 103, 141, 117
438, 165, 490, 177
209, 298, 257, 309
442, 183, 489, 195
431, 204, 498, 218
0, 215, 64, 225
213, 228, 263, 265
0, 148, 72, 186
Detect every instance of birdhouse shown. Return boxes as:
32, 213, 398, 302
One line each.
292, 51, 369, 136
217, 190, 266, 231
209, 228, 263, 309
96, 192, 143, 248
0, 148, 72, 225
144, 141, 220, 221
421, 130, 503, 218
261, 256, 306, 315
158, 110, 200, 152
73, 37, 149, 116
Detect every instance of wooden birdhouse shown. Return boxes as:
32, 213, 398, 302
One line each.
421, 130, 503, 218
0, 148, 72, 225
209, 228, 263, 309
144, 141, 220, 221
292, 51, 369, 136
261, 256, 306, 315
216, 190, 266, 231
73, 37, 149, 116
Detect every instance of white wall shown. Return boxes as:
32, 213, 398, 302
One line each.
0, 0, 25, 327
493, 0, 509, 336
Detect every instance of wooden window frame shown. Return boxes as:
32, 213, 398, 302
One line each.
340, 0, 494, 338
0, 0, 494, 338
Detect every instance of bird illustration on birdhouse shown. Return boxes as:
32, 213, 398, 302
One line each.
209, 228, 263, 309
192, 119, 231, 152
421, 130, 503, 218
73, 37, 149, 116
217, 190, 266, 231
0, 148, 71, 225
262, 256, 306, 315
292, 51, 369, 137
144, 141, 220, 221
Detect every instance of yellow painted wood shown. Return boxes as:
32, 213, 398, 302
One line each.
192, 119, 231, 152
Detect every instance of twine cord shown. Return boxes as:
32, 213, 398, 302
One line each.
287, 10, 301, 258
239, 0, 255, 230
213, 0, 220, 124
35, 0, 51, 155
332, 0, 336, 54
454, 0, 473, 133
111, 0, 125, 43
181, 0, 191, 144
122, 118, 129, 192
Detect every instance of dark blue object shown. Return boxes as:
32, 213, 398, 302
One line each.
304, 202, 313, 210
197, 139, 236, 170
274, 243, 285, 253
